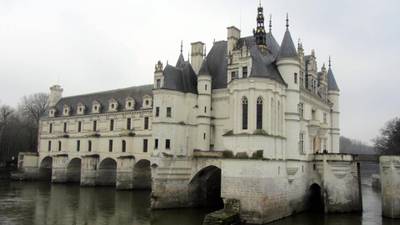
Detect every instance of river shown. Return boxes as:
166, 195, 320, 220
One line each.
0, 179, 397, 225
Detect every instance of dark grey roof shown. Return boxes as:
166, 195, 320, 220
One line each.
266, 32, 280, 57
205, 41, 228, 89
277, 29, 298, 60
51, 84, 153, 117
163, 61, 198, 94
176, 53, 185, 67
198, 57, 210, 75
327, 68, 340, 91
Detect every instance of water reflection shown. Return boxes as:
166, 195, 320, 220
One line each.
0, 181, 398, 225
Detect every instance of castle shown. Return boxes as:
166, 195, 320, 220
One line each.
18, 4, 362, 224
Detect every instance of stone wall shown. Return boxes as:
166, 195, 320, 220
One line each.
380, 156, 400, 219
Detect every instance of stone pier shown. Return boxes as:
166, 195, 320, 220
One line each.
380, 156, 400, 219
116, 156, 135, 190
51, 154, 68, 183
81, 155, 99, 186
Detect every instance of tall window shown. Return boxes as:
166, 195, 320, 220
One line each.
88, 140, 92, 152
77, 140, 80, 152
242, 97, 248, 130
58, 141, 62, 151
155, 107, 160, 117
143, 139, 148, 152
299, 132, 304, 154
166, 107, 172, 118
48, 141, 51, 152
93, 120, 97, 132
242, 66, 248, 78
256, 97, 263, 130
323, 113, 327, 124
127, 118, 131, 130
78, 121, 82, 132
122, 140, 126, 152
154, 139, 159, 149
63, 122, 67, 133
49, 123, 53, 134
294, 73, 298, 84
231, 71, 237, 80
144, 117, 149, 130
110, 119, 114, 131
165, 139, 171, 150
312, 109, 316, 120
298, 103, 304, 119
109, 140, 113, 152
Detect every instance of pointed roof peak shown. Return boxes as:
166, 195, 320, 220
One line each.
180, 40, 183, 54
329, 56, 332, 68
269, 14, 272, 33
277, 20, 297, 60
198, 57, 210, 75
327, 57, 339, 91
286, 13, 289, 30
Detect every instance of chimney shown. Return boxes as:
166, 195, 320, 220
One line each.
48, 85, 63, 108
191, 42, 205, 74
227, 26, 241, 54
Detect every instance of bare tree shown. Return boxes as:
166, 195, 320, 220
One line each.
20, 93, 49, 127
374, 117, 400, 155
0, 105, 14, 162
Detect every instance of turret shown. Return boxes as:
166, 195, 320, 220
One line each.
191, 42, 205, 74
276, 15, 301, 159
196, 58, 212, 151
48, 84, 63, 108
327, 57, 340, 153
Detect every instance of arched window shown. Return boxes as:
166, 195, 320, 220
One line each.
88, 140, 92, 152
256, 97, 263, 129
122, 140, 126, 153
242, 97, 248, 130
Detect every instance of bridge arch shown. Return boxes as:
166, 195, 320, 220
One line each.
96, 158, 117, 186
133, 159, 151, 189
39, 156, 53, 180
188, 165, 223, 209
66, 158, 81, 183
308, 183, 325, 212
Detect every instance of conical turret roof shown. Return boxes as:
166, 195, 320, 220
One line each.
277, 29, 297, 60
327, 67, 340, 91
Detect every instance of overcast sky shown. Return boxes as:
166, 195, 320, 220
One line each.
0, 0, 399, 144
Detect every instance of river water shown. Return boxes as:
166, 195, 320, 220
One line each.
0, 180, 397, 225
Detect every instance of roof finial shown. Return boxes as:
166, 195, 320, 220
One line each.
180, 40, 183, 54
329, 56, 332, 68
259, 0, 261, 7
204, 45, 207, 57
269, 14, 272, 33
286, 13, 289, 29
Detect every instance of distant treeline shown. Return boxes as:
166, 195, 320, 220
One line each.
340, 136, 376, 155
0, 93, 48, 164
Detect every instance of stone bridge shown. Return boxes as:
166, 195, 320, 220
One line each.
17, 152, 363, 224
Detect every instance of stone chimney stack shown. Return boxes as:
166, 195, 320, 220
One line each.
227, 26, 241, 54
190, 42, 205, 74
48, 85, 63, 108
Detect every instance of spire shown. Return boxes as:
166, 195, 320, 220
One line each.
180, 40, 183, 54
277, 15, 297, 60
327, 56, 340, 91
269, 14, 272, 33
253, 2, 267, 46
286, 13, 289, 30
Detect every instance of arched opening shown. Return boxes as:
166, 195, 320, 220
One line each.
242, 97, 248, 130
66, 158, 81, 183
189, 166, 223, 210
133, 159, 151, 190
39, 157, 53, 180
96, 158, 117, 186
308, 183, 324, 213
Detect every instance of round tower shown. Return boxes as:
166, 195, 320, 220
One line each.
327, 58, 340, 153
276, 15, 301, 159
196, 58, 212, 151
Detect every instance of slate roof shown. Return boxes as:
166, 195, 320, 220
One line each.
51, 84, 153, 116
202, 33, 286, 89
327, 68, 340, 91
277, 29, 298, 60
198, 57, 210, 75
162, 58, 198, 94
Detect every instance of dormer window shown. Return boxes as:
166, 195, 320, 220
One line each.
49, 109, 56, 117
77, 103, 85, 115
109, 99, 118, 112
142, 95, 152, 109
125, 97, 135, 110
92, 101, 101, 114
63, 105, 70, 116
